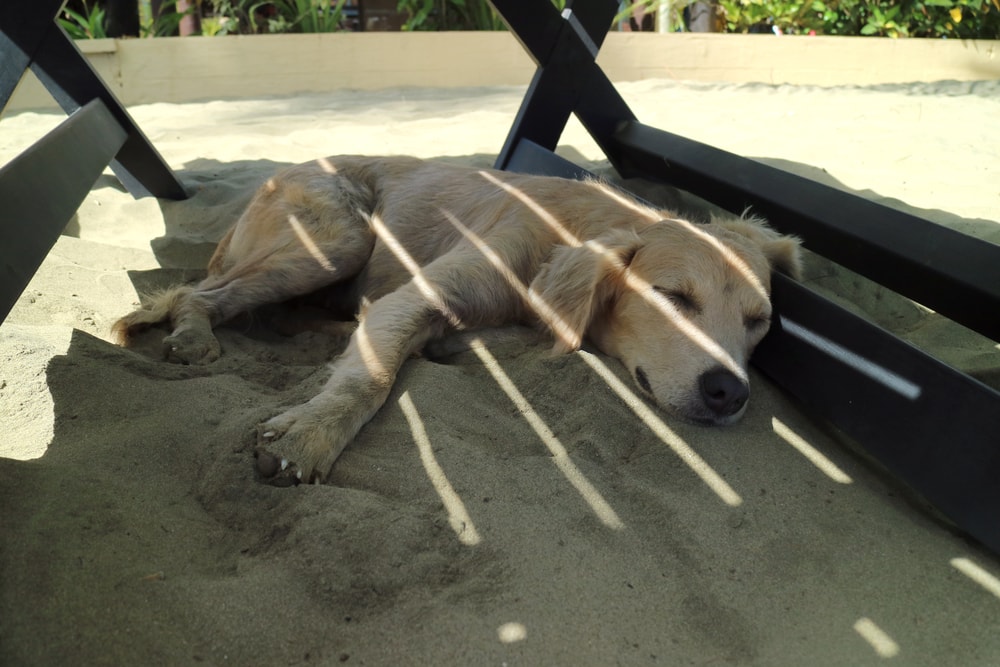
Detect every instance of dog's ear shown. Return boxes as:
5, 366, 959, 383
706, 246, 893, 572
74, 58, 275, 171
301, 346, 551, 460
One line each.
713, 213, 803, 279
529, 229, 643, 354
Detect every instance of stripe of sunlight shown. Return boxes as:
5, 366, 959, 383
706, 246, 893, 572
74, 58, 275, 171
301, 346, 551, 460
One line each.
579, 352, 743, 507
315, 157, 337, 173
853, 617, 901, 659
951, 557, 1000, 600
476, 172, 746, 377
367, 212, 462, 328
287, 214, 336, 273
399, 391, 481, 546
476, 170, 582, 247
353, 213, 462, 378
469, 338, 625, 530
581, 178, 663, 222
623, 268, 747, 382
437, 205, 740, 506
669, 215, 769, 301
585, 181, 769, 301
438, 207, 580, 352
771, 417, 853, 484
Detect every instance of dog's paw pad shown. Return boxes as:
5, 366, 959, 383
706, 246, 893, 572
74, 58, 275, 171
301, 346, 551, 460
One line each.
254, 447, 303, 487
162, 329, 221, 365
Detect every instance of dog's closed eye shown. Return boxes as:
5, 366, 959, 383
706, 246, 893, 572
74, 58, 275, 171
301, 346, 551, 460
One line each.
652, 285, 701, 314
744, 313, 771, 330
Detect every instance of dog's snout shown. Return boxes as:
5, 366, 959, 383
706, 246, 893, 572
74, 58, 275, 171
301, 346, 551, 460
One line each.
699, 368, 749, 417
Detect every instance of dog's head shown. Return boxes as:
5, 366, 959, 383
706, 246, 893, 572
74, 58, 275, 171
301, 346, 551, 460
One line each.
529, 215, 801, 425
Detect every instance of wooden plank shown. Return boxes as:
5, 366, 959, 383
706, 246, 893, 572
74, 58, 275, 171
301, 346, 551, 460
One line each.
491, 0, 636, 172
29, 25, 187, 201
756, 274, 1000, 554
0, 0, 64, 110
611, 120, 1000, 343
0, 100, 127, 323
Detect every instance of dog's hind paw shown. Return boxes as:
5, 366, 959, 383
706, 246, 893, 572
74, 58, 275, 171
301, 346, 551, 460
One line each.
162, 328, 221, 365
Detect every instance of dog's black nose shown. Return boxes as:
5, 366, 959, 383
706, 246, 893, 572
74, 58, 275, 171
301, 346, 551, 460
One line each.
699, 368, 749, 417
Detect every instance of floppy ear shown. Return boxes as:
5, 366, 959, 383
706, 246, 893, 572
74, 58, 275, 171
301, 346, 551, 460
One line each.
529, 229, 643, 354
713, 213, 803, 279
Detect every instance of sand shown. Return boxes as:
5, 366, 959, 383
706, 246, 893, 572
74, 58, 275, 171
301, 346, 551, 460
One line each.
2, 79, 999, 666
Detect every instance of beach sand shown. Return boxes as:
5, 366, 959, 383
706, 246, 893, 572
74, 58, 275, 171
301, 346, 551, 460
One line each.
2, 79, 999, 666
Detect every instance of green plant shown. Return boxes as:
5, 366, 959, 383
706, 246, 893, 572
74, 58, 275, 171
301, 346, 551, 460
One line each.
139, 0, 190, 37
58, 2, 109, 39
396, 0, 505, 30
625, 0, 1000, 37
250, 0, 348, 33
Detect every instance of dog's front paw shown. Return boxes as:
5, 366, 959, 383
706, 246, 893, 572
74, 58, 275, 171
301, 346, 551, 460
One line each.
162, 328, 221, 365
253, 407, 343, 486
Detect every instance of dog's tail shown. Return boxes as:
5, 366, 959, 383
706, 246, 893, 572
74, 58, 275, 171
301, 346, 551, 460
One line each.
112, 285, 194, 346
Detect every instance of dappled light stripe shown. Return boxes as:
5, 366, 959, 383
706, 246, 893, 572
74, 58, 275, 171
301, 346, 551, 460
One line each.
287, 214, 336, 273
438, 207, 580, 352
477, 170, 581, 247
672, 216, 769, 300
772, 417, 852, 484
399, 392, 481, 546
853, 617, 900, 658
780, 316, 921, 400
469, 338, 625, 530
623, 270, 746, 381
579, 352, 743, 507
951, 557, 1000, 600
367, 212, 462, 327
583, 179, 662, 222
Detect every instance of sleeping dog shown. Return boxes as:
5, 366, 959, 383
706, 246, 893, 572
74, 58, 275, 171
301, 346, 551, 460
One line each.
115, 156, 801, 485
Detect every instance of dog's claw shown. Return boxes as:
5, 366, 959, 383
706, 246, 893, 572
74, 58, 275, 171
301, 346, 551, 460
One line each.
253, 447, 302, 486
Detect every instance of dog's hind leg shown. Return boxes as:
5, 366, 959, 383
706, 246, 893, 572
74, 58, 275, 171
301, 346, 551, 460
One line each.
115, 184, 376, 364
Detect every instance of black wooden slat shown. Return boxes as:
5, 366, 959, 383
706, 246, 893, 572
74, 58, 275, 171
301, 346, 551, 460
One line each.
29, 25, 187, 201
756, 275, 1000, 553
490, 0, 636, 173
0, 100, 127, 322
611, 120, 1000, 343
0, 0, 64, 111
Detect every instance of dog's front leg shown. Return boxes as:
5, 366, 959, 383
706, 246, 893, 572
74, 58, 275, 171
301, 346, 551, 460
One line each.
254, 287, 444, 485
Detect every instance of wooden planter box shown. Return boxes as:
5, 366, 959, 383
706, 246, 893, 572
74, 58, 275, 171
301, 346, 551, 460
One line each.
6, 32, 999, 111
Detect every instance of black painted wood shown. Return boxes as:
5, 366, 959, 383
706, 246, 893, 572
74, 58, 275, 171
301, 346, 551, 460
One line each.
610, 121, 1000, 343
0, 0, 186, 200
0, 100, 127, 322
491, 0, 635, 173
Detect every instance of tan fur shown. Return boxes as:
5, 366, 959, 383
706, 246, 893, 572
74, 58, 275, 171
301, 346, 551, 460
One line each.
114, 156, 801, 484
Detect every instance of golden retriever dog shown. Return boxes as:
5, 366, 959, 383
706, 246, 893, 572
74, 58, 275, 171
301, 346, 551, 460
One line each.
114, 156, 801, 485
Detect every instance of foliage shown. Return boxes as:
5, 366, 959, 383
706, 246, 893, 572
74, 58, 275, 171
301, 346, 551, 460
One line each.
59, 0, 1000, 38
703, 0, 1000, 38
396, 0, 506, 30
249, 0, 348, 33
198, 0, 348, 34
139, 0, 188, 37
59, 3, 109, 39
